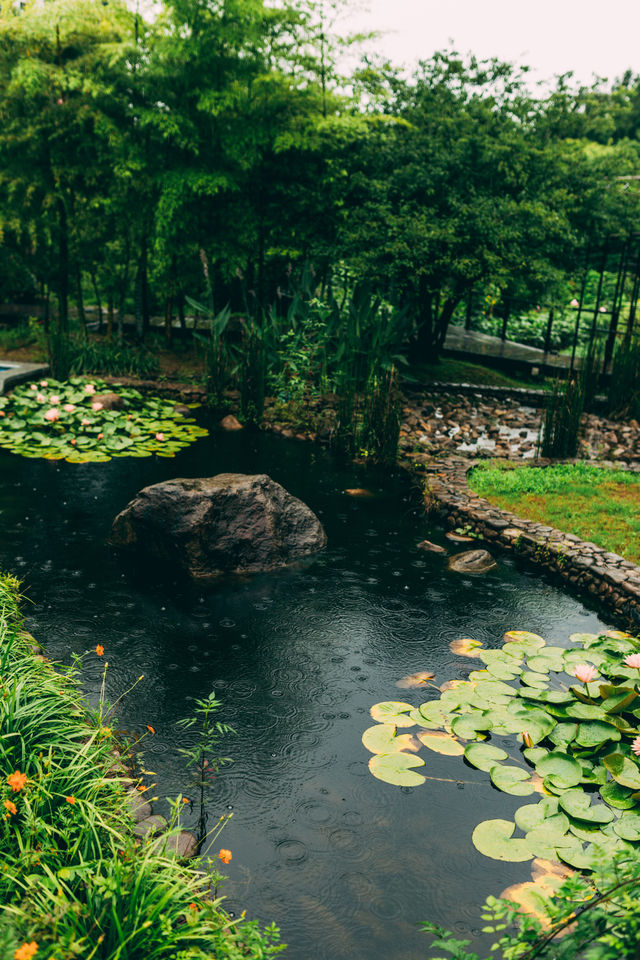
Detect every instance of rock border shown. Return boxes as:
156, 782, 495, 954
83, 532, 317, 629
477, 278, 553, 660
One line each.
422, 455, 640, 627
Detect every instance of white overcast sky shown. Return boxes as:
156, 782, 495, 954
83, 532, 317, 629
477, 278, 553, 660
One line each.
336, 0, 640, 89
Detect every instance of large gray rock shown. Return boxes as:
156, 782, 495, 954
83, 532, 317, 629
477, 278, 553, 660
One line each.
111, 473, 327, 583
448, 549, 497, 574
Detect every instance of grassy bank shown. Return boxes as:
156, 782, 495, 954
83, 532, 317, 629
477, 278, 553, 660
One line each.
468, 462, 640, 563
410, 357, 552, 390
0, 574, 282, 960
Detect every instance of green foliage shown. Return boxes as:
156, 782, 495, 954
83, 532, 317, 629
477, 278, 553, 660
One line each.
68, 337, 160, 379
607, 336, 640, 421
365, 627, 640, 873
0, 378, 207, 462
469, 462, 640, 497
422, 850, 640, 960
176, 692, 234, 852
0, 571, 283, 959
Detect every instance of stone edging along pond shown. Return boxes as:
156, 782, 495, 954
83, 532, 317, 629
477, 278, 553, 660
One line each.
420, 455, 640, 628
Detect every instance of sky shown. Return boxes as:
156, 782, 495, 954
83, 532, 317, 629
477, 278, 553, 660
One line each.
335, 0, 640, 90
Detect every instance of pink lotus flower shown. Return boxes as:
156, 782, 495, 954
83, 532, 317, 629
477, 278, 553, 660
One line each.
0, 411, 5, 417
573, 664, 599, 684
84, 384, 96, 394
155, 433, 165, 441
632, 737, 640, 756
30, 384, 37, 390
49, 395, 60, 404
44, 408, 60, 422
36, 394, 46, 403
39, 380, 48, 387
70, 438, 76, 446
81, 418, 91, 427
63, 403, 75, 413
625, 654, 640, 669
91, 402, 103, 411
97, 433, 103, 440
570, 298, 579, 308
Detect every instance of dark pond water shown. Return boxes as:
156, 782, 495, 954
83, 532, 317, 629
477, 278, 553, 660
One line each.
0, 427, 612, 960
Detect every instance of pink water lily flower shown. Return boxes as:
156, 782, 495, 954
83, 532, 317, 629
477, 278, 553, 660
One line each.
81, 418, 91, 427
30, 384, 37, 390
624, 654, 640, 669
49, 395, 60, 404
573, 663, 599, 684
44, 408, 60, 422
84, 384, 96, 394
632, 736, 640, 757
39, 380, 48, 387
155, 433, 165, 441
63, 403, 75, 413
91, 402, 103, 411
36, 394, 46, 403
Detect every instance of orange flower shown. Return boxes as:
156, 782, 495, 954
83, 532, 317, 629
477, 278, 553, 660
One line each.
7, 771, 27, 792
188, 902, 198, 910
3, 800, 17, 815
14, 943, 38, 960
65, 796, 76, 805
182, 797, 189, 804
218, 848, 232, 865
96, 644, 104, 656
146, 725, 155, 734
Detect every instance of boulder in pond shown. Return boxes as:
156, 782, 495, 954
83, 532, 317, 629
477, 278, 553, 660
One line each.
110, 473, 327, 583
448, 549, 497, 574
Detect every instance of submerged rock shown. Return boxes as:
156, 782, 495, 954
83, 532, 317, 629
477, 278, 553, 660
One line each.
220, 414, 243, 431
93, 392, 125, 411
448, 549, 497, 574
111, 473, 327, 583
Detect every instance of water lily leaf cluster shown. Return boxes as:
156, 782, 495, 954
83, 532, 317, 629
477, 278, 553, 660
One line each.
364, 628, 640, 870
0, 378, 208, 462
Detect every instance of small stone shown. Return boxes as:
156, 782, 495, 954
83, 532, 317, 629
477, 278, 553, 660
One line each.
151, 830, 198, 859
94, 392, 125, 411
220, 414, 243, 431
417, 539, 447, 554
133, 814, 168, 840
125, 788, 152, 822
445, 532, 475, 543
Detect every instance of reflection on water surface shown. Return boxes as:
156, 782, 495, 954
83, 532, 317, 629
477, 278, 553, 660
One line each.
0, 428, 611, 960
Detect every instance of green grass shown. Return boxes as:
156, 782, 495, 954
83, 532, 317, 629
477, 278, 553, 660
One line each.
468, 462, 640, 563
0, 574, 283, 960
409, 358, 552, 390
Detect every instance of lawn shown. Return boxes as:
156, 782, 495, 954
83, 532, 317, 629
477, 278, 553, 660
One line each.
410, 357, 552, 391
468, 461, 640, 564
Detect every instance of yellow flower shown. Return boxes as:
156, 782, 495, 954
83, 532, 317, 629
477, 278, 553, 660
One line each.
100, 727, 113, 738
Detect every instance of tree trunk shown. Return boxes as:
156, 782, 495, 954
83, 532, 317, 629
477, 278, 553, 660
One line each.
107, 296, 114, 340
57, 197, 69, 335
75, 267, 88, 341
90, 270, 103, 331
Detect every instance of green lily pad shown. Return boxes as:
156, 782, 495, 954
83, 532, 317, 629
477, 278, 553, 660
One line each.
370, 701, 415, 727
525, 818, 573, 859
612, 812, 640, 841
489, 764, 535, 796
504, 707, 555, 744
368, 752, 426, 786
548, 723, 578, 749
362, 724, 398, 754
574, 721, 621, 749
486, 660, 522, 681
565, 703, 608, 721
450, 712, 491, 740
556, 839, 597, 870
558, 789, 614, 824
472, 819, 533, 862
569, 633, 599, 645
520, 671, 550, 689
600, 781, 637, 809
417, 731, 464, 756
515, 797, 559, 832
535, 752, 583, 788
603, 754, 640, 789
503, 631, 546, 648
523, 746, 548, 765
464, 742, 509, 772
413, 702, 450, 728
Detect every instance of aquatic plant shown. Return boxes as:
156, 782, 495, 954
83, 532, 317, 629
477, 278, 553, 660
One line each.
365, 628, 640, 871
0, 378, 207, 462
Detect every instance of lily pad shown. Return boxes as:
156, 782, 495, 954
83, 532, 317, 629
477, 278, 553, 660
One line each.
535, 752, 583, 789
472, 819, 532, 862
612, 812, 640, 841
489, 764, 536, 796
515, 797, 559, 832
558, 789, 614, 824
416, 731, 465, 756
548, 723, 578, 749
368, 752, 426, 787
574, 720, 621, 749
603, 754, 640, 789
525, 820, 573, 859
520, 671, 550, 689
600, 781, 637, 809
450, 638, 484, 658
370, 701, 415, 728
464, 742, 509, 772
503, 631, 545, 648
362, 724, 398, 754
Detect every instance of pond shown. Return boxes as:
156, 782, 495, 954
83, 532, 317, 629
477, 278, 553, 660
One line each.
0, 426, 612, 960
